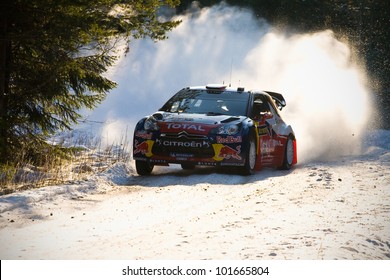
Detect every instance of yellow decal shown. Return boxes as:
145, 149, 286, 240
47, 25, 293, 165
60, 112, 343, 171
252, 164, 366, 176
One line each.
212, 144, 225, 161
145, 140, 154, 157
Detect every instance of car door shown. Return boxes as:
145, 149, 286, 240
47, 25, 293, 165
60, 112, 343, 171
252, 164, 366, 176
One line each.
251, 95, 274, 165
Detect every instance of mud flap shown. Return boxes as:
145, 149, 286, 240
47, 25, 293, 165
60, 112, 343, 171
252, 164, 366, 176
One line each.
293, 139, 298, 165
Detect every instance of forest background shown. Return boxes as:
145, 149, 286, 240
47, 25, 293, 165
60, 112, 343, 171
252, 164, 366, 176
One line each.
0, 0, 388, 169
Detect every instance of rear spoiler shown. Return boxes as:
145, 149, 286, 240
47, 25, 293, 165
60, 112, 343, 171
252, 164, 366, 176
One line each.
264, 91, 286, 110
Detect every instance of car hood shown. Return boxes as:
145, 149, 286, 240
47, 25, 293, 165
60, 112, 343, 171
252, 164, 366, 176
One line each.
153, 112, 246, 134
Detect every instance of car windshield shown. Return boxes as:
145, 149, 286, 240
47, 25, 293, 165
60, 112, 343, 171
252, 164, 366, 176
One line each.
160, 89, 250, 116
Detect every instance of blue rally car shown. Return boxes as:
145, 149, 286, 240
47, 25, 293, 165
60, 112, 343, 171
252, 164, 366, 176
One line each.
133, 84, 297, 175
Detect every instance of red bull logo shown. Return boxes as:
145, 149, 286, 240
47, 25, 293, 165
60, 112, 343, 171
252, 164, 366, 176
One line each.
219, 145, 241, 160
133, 140, 154, 157
212, 144, 241, 161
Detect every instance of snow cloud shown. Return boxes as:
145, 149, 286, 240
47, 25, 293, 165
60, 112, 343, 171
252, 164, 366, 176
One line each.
87, 3, 372, 162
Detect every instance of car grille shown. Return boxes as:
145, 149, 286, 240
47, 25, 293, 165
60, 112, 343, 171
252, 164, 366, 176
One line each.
152, 131, 214, 157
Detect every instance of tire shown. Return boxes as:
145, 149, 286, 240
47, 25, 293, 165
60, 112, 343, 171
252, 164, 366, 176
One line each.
181, 163, 195, 170
281, 135, 294, 170
241, 135, 257, 175
135, 160, 154, 175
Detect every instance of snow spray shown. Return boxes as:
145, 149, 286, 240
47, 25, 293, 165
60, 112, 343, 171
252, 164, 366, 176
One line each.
92, 3, 372, 162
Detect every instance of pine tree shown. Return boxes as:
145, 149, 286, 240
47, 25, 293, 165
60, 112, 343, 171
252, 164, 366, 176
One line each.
0, 0, 180, 163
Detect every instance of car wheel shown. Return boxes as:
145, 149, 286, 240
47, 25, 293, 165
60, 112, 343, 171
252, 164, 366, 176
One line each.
181, 163, 196, 170
281, 135, 294, 170
241, 135, 257, 175
135, 160, 154, 175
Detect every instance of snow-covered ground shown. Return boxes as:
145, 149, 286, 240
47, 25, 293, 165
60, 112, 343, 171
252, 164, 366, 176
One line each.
0, 130, 389, 260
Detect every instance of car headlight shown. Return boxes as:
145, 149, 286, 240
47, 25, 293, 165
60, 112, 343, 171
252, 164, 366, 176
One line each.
144, 116, 159, 131
216, 124, 239, 135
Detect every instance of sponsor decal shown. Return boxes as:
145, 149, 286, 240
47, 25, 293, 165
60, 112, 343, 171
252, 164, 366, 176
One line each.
166, 123, 205, 131
216, 136, 242, 144
170, 153, 194, 161
257, 122, 275, 137
273, 139, 283, 146
135, 131, 153, 140
257, 125, 269, 136
261, 142, 270, 157
261, 139, 283, 157
156, 139, 210, 148
170, 153, 194, 158
176, 157, 188, 161
212, 144, 242, 161
133, 140, 154, 157
220, 162, 245, 166
150, 159, 167, 164
197, 162, 217, 166
219, 145, 241, 160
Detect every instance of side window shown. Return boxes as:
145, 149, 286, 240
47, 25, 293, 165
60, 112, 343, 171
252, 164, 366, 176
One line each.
252, 97, 270, 119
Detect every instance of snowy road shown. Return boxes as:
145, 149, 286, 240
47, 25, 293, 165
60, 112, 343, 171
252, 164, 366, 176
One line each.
1, 137, 389, 260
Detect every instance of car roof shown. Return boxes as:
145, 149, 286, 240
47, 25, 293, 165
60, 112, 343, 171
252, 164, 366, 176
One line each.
188, 84, 251, 93
186, 84, 286, 109
186, 84, 267, 96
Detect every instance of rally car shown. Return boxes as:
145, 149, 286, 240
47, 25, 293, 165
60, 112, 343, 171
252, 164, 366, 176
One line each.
133, 84, 297, 175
